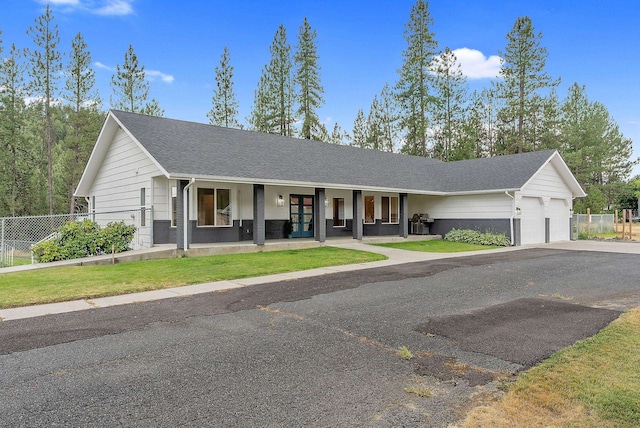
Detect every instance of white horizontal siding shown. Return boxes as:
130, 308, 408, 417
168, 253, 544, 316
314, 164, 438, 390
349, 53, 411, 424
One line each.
91, 129, 161, 212
90, 128, 162, 248
424, 194, 512, 219
521, 163, 572, 199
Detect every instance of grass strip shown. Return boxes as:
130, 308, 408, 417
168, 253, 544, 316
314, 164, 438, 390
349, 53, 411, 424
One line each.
459, 307, 640, 427
0, 247, 386, 309
374, 240, 499, 253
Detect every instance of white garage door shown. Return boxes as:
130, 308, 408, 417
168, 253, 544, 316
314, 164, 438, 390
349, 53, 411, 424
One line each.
549, 199, 570, 242
520, 197, 544, 245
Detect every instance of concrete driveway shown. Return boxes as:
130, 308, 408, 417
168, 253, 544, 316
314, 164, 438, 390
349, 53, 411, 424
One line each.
1, 244, 639, 427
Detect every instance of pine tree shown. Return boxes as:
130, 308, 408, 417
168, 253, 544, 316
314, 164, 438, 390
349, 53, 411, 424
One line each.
0, 43, 32, 216
430, 47, 468, 161
351, 109, 368, 148
208, 46, 239, 128
396, 0, 438, 157
248, 66, 273, 132
111, 44, 160, 114
378, 83, 399, 152
328, 122, 350, 145
495, 16, 559, 154
366, 95, 383, 150
142, 98, 164, 117
268, 25, 295, 136
60, 32, 102, 213
26, 4, 62, 214
560, 83, 635, 211
294, 17, 324, 139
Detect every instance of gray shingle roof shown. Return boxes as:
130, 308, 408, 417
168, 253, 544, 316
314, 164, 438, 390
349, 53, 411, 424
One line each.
112, 110, 556, 194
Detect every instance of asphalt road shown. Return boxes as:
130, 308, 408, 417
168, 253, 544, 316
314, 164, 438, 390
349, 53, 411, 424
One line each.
1, 248, 638, 427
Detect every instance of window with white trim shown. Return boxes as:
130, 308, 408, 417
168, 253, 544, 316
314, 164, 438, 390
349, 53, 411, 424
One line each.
381, 196, 398, 223
197, 188, 231, 226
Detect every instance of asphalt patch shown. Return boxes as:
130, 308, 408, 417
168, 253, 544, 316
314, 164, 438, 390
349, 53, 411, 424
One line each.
415, 298, 621, 368
413, 353, 496, 386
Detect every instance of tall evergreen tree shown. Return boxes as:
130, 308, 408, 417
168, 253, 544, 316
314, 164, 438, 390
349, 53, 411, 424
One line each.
396, 0, 438, 157
268, 25, 295, 136
26, 4, 62, 214
60, 32, 102, 213
0, 43, 33, 216
560, 83, 635, 208
294, 17, 324, 139
208, 46, 239, 128
378, 83, 399, 152
366, 95, 384, 150
351, 109, 367, 148
110, 44, 162, 115
248, 66, 273, 133
495, 16, 559, 154
430, 47, 468, 161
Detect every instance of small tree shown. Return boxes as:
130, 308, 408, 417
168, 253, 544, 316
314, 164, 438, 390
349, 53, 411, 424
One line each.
208, 46, 239, 128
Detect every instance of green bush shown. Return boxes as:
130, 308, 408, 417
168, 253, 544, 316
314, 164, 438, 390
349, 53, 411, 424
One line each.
32, 220, 136, 263
444, 228, 511, 247
98, 221, 136, 253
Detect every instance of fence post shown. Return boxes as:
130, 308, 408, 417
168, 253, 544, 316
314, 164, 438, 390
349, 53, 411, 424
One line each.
629, 210, 633, 241
1, 218, 5, 268
615, 210, 618, 233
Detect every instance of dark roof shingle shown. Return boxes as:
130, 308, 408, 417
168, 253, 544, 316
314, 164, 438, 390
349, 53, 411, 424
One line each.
112, 110, 555, 193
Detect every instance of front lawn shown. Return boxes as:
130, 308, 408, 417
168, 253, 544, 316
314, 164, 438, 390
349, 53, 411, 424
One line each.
374, 240, 500, 253
0, 247, 386, 309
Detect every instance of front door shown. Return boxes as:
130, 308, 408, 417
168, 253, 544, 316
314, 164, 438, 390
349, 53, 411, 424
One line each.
290, 195, 314, 238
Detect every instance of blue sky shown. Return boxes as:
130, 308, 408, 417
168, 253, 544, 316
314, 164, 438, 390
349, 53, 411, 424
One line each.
2, 0, 640, 176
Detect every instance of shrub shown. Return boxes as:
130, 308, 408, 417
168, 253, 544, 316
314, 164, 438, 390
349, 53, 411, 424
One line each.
32, 219, 136, 263
444, 228, 511, 247
98, 221, 136, 253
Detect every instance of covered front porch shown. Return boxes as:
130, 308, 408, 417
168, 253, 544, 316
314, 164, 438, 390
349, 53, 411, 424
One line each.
165, 178, 419, 251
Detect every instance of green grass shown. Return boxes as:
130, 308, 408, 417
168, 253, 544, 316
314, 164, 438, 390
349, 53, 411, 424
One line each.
461, 307, 640, 427
374, 239, 500, 253
0, 247, 386, 309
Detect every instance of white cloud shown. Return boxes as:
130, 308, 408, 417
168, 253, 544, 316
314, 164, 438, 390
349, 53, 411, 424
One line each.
451, 48, 502, 79
146, 70, 174, 84
94, 61, 113, 71
37, 0, 134, 16
93, 0, 134, 16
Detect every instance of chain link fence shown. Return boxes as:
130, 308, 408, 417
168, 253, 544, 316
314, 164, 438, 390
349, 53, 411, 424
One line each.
572, 213, 615, 239
0, 208, 152, 268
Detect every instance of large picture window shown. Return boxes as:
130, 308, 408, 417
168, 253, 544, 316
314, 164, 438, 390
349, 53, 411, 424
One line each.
197, 188, 231, 226
381, 196, 399, 223
333, 198, 345, 227
364, 195, 375, 224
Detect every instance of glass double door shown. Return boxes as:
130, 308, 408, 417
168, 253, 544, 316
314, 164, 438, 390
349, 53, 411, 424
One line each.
290, 195, 314, 238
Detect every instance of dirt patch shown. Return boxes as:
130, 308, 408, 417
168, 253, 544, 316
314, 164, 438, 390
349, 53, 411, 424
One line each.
415, 298, 621, 368
413, 353, 497, 387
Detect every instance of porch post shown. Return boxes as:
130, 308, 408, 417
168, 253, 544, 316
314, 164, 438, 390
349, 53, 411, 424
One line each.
352, 190, 363, 240
399, 193, 408, 238
176, 179, 188, 250
253, 184, 265, 245
315, 188, 326, 242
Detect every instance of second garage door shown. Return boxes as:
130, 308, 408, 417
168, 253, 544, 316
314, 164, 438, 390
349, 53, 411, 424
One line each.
520, 197, 544, 245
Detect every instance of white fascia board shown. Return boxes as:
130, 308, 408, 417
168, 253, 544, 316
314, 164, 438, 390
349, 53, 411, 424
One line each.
109, 112, 171, 179
443, 188, 520, 196
75, 113, 114, 196
167, 174, 449, 196
519, 150, 586, 198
